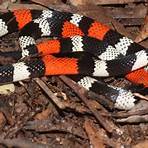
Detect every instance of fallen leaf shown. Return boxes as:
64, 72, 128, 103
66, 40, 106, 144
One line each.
84, 119, 105, 148
133, 140, 148, 148
0, 112, 6, 129
135, 14, 148, 42
31, 0, 62, 7
0, 84, 15, 95
34, 108, 52, 120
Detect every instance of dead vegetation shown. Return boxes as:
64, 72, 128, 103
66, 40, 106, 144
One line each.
0, 0, 147, 147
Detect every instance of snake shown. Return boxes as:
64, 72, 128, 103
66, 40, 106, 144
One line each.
0, 8, 147, 110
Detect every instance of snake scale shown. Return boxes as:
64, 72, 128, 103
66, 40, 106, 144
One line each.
0, 8, 147, 110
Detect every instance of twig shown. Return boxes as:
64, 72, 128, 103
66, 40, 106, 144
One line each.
68, 0, 147, 6
133, 93, 148, 101
84, 119, 105, 148
113, 109, 148, 118
0, 138, 48, 148
94, 0, 147, 5
0, 3, 71, 12
24, 119, 87, 139
34, 78, 67, 109
84, 119, 121, 148
116, 115, 148, 123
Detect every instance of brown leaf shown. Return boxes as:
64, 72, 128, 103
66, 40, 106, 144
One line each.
0, 112, 6, 129
68, 0, 91, 6
135, 14, 148, 42
31, 0, 62, 7
34, 108, 52, 120
133, 140, 148, 148
84, 119, 105, 148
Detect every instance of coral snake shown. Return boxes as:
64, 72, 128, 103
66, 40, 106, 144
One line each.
0, 8, 147, 110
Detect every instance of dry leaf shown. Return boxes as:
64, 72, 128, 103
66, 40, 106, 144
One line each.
84, 119, 105, 148
34, 108, 52, 120
133, 140, 148, 148
135, 14, 148, 42
31, 0, 62, 7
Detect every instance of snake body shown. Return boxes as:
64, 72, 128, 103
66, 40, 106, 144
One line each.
0, 9, 147, 110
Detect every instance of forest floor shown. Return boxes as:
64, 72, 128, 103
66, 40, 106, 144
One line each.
0, 0, 147, 147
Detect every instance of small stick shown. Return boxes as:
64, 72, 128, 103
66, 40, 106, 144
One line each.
133, 93, 148, 101
94, 0, 147, 5
0, 137, 48, 148
84, 119, 105, 148
68, 0, 147, 6
34, 78, 66, 109
84, 119, 120, 148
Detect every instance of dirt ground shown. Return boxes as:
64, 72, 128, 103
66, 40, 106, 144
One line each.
0, 0, 147, 148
